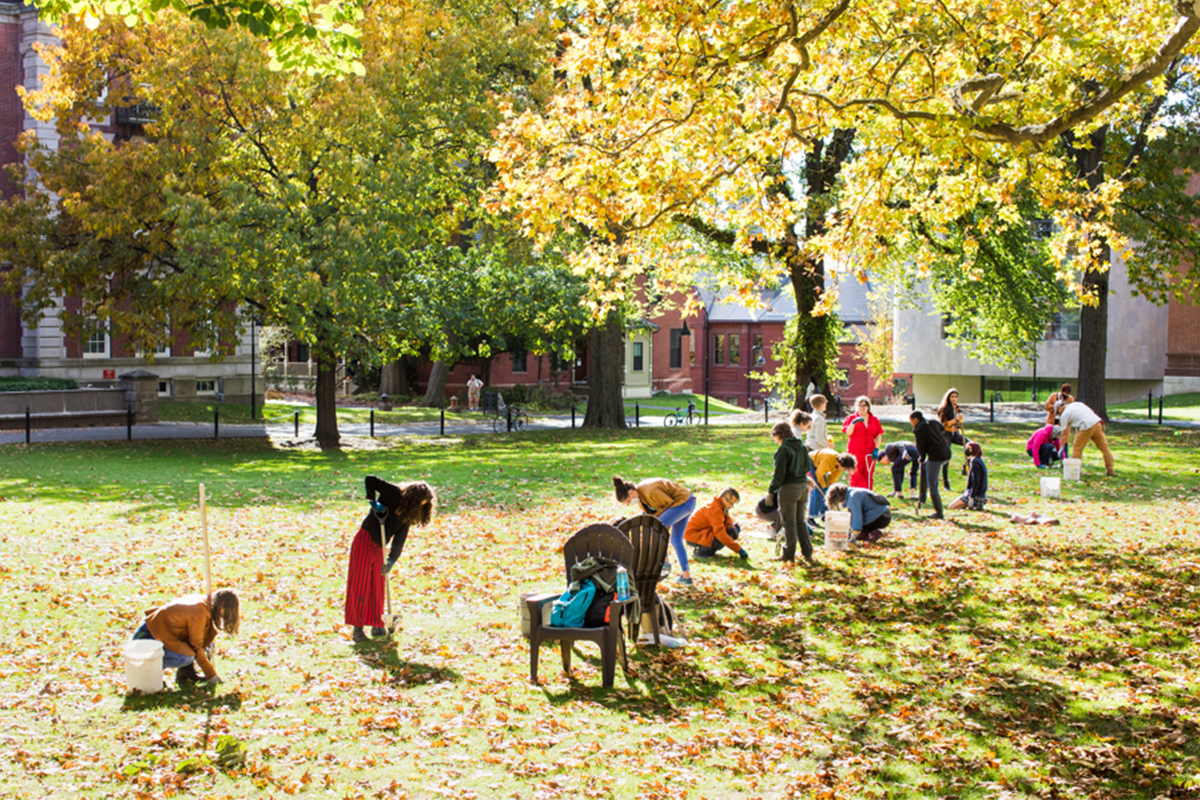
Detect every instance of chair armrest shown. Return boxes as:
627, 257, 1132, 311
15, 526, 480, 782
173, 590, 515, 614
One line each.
606, 596, 637, 629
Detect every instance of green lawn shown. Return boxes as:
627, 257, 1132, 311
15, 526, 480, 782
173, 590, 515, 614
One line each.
1110, 391, 1200, 422
1, 423, 1198, 798
159, 400, 461, 426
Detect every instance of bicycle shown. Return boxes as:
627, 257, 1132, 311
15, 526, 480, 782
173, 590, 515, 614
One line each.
663, 402, 698, 427
492, 404, 529, 433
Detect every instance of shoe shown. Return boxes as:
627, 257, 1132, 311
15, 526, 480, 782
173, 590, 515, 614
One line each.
660, 561, 672, 578
692, 551, 714, 561
1106, 470, 1116, 477
803, 556, 817, 566
943, 483, 952, 491
176, 663, 200, 685
931, 513, 945, 520
371, 626, 389, 639
807, 517, 822, 529
867, 531, 884, 543
909, 491, 919, 500
351, 627, 369, 643
675, 576, 694, 586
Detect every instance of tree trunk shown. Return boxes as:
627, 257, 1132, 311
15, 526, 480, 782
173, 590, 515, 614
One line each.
1067, 125, 1109, 418
583, 311, 626, 429
787, 244, 832, 409
421, 360, 450, 407
379, 359, 403, 398
314, 351, 340, 448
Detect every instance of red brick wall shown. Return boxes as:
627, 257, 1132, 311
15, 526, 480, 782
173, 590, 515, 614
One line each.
0, 18, 23, 203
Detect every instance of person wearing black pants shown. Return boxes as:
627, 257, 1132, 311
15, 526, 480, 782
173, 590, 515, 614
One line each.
911, 410, 951, 520
878, 441, 919, 498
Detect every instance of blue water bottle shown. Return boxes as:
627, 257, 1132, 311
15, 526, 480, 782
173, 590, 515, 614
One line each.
616, 566, 629, 600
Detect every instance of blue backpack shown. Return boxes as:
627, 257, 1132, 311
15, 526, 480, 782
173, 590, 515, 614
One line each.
549, 580, 596, 628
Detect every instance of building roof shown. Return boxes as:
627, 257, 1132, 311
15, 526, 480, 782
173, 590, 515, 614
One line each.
696, 267, 876, 325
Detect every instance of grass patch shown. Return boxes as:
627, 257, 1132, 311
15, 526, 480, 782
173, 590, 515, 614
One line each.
1, 422, 1198, 797
1110, 391, 1200, 422
159, 400, 458, 426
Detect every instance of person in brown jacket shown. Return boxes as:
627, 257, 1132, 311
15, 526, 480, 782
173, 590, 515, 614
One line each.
613, 475, 696, 585
684, 488, 748, 561
130, 589, 240, 686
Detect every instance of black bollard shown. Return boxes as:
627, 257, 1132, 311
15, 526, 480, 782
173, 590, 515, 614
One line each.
294, 410, 299, 438
214, 407, 219, 440
989, 395, 994, 423
1148, 391, 1153, 420
910, 393, 916, 411
571, 405, 576, 429
440, 406, 445, 436
635, 402, 639, 428
1159, 395, 1164, 425
764, 399, 769, 424
370, 409, 375, 438
506, 405, 512, 432
127, 407, 133, 441
25, 406, 30, 445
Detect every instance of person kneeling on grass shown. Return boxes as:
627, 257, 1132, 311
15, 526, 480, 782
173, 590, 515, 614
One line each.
685, 487, 748, 562
131, 589, 240, 686
1026, 424, 1062, 469
949, 441, 989, 511
825, 483, 892, 545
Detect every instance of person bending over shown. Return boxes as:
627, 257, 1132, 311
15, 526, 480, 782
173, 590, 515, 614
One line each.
1026, 424, 1062, 469
1059, 401, 1116, 476
685, 488, 748, 562
911, 410, 951, 520
613, 475, 697, 585
807, 449, 857, 528
826, 483, 892, 545
131, 588, 240, 686
878, 441, 919, 498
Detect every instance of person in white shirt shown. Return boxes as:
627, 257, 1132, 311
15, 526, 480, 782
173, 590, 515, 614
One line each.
805, 394, 834, 452
1059, 401, 1115, 476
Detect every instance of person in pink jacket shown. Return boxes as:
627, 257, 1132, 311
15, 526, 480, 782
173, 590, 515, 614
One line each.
1026, 424, 1062, 469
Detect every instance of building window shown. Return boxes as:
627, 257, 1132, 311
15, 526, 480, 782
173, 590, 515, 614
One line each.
729, 334, 740, 366
550, 351, 565, 372
197, 379, 216, 394
714, 334, 725, 366
512, 350, 528, 373
155, 341, 171, 358
158, 380, 171, 396
940, 314, 953, 340
291, 342, 309, 363
83, 319, 109, 359
669, 329, 683, 370
727, 397, 739, 407
1045, 310, 1080, 341
632, 342, 644, 372
1030, 218, 1054, 240
752, 334, 764, 365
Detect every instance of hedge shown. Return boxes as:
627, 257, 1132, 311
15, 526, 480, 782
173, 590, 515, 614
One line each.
0, 377, 80, 392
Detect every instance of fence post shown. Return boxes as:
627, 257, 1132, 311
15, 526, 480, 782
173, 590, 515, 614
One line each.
635, 402, 639, 428
989, 395, 994, 423
214, 408, 219, 440
1159, 395, 1164, 425
440, 406, 445, 436
127, 407, 133, 441
506, 405, 512, 432
1148, 391, 1153, 421
294, 410, 299, 438
370, 409, 375, 438
25, 406, 30, 445
571, 405, 576, 429
764, 399, 769, 424
910, 393, 916, 411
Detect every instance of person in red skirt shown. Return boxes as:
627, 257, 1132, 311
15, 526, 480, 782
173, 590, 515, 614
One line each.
346, 475, 436, 643
841, 396, 884, 490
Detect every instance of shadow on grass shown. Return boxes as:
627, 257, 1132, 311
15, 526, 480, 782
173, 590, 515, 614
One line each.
348, 640, 462, 687
121, 687, 244, 713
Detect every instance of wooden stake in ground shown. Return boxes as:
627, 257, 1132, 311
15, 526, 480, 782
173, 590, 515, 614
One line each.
200, 483, 212, 597
381, 532, 401, 633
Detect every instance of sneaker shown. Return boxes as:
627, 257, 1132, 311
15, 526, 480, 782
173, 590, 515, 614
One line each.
867, 530, 884, 543
675, 576, 694, 586
661, 561, 672, 578
370, 626, 389, 639
351, 626, 369, 643
807, 517, 822, 529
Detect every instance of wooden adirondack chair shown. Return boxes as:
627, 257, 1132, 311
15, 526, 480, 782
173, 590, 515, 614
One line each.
614, 514, 671, 646
526, 523, 635, 688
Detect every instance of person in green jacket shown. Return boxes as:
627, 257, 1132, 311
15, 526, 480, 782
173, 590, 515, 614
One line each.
768, 421, 814, 564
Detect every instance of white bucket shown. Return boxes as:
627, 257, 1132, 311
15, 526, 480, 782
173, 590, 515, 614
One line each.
1062, 458, 1082, 481
124, 639, 164, 693
518, 592, 555, 637
824, 511, 852, 551
1040, 477, 1061, 499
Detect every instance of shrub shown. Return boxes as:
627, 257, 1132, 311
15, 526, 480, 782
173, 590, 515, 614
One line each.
0, 377, 79, 392
653, 389, 671, 398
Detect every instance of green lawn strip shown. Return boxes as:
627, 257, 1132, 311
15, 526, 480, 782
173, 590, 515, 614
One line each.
158, 400, 451, 426
1109, 391, 1200, 422
1, 423, 1198, 797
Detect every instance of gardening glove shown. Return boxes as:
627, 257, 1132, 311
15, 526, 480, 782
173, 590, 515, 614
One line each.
871, 448, 881, 460
206, 675, 223, 686
738, 549, 750, 561
851, 417, 864, 426
382, 559, 396, 575
1037, 464, 1048, 469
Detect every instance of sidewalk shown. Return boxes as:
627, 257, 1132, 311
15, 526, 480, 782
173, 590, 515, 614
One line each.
2, 406, 1195, 445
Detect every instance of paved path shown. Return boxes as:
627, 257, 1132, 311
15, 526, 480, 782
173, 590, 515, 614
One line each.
2, 406, 1195, 445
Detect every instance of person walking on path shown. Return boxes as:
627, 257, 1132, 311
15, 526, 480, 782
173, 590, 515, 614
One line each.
1059, 401, 1116, 476
613, 476, 697, 585
131, 589, 240, 686
841, 396, 884, 490
878, 441, 919, 498
345, 476, 437, 642
911, 410, 951, 520
768, 421, 814, 565
466, 375, 484, 412
936, 388, 967, 491
685, 488, 748, 561
1044, 383, 1074, 427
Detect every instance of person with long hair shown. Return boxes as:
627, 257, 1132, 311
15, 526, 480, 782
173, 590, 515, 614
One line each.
131, 588, 240, 686
841, 396, 884, 489
1045, 383, 1074, 427
612, 475, 697, 585
768, 421, 814, 564
345, 476, 437, 642
936, 388, 967, 491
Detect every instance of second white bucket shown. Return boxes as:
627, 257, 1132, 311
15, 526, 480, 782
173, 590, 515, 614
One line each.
124, 639, 164, 694
1040, 476, 1061, 499
824, 510, 852, 551
1062, 458, 1082, 481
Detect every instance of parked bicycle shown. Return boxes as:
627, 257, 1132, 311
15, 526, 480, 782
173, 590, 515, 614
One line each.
664, 402, 698, 427
493, 404, 530, 433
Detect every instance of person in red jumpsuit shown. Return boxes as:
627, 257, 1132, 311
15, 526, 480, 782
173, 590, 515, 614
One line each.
841, 396, 884, 490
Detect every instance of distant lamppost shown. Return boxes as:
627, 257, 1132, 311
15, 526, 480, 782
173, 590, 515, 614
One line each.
250, 316, 259, 421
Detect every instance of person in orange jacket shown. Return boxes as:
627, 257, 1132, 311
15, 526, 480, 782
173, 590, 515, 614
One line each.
130, 589, 240, 686
684, 488, 748, 561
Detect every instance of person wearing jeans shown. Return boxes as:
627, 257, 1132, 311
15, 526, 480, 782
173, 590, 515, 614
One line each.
878, 441, 919, 497
131, 589, 240, 686
911, 410, 951, 520
612, 476, 697, 584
